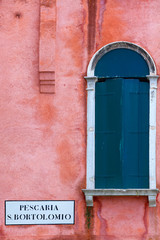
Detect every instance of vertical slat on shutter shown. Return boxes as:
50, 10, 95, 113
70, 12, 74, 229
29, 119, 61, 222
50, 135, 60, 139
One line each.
95, 79, 123, 188
122, 79, 149, 188
138, 81, 149, 188
123, 79, 140, 188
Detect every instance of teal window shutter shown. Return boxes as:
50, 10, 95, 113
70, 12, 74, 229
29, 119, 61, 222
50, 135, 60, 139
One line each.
122, 79, 149, 188
95, 78, 149, 189
95, 79, 123, 188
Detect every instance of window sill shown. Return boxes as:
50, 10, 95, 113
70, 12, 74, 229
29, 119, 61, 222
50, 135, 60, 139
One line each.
82, 189, 159, 207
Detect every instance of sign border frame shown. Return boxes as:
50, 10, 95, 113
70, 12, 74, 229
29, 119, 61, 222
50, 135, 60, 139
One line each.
5, 200, 75, 226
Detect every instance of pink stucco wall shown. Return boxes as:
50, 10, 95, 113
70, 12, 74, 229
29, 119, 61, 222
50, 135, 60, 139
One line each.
0, 0, 160, 239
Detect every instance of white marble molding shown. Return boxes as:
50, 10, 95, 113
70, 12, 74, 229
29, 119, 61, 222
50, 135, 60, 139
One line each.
83, 41, 159, 207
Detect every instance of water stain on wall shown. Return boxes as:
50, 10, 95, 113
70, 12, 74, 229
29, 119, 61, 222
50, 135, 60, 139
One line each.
141, 202, 148, 239
96, 199, 108, 236
57, 139, 78, 184
98, 0, 107, 40
88, 0, 97, 55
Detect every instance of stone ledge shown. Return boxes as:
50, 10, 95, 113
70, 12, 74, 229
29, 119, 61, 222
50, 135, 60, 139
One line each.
82, 189, 159, 207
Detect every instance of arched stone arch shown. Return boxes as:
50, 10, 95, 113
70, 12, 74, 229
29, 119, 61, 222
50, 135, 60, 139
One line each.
87, 41, 156, 77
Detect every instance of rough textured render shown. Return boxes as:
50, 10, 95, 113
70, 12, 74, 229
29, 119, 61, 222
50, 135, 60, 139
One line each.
0, 0, 160, 239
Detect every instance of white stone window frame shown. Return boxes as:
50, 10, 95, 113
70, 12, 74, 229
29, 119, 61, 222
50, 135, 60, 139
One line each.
82, 41, 159, 207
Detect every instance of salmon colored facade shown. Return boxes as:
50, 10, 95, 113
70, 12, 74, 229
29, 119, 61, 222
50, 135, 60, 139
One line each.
1, 0, 160, 239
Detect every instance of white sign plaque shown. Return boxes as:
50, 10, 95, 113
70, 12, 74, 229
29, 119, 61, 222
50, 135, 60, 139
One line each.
5, 200, 75, 225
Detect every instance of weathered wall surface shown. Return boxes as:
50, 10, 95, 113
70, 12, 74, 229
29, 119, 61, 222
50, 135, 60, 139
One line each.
0, 0, 160, 239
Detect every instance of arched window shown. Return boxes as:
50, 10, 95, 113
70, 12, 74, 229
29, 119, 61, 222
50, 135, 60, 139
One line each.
83, 42, 159, 207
